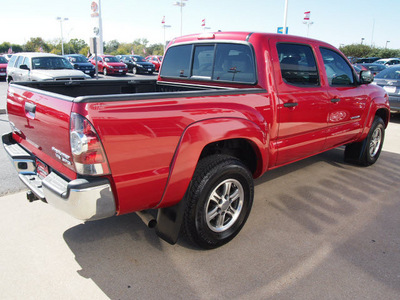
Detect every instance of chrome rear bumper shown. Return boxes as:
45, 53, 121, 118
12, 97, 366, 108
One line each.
2, 132, 116, 221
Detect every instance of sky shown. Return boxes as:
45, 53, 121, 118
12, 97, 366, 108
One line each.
1, 0, 399, 50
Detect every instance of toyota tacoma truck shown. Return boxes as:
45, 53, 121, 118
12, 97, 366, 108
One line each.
2, 32, 390, 249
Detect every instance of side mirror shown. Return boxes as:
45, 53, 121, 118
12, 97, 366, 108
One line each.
20, 64, 30, 70
360, 70, 374, 84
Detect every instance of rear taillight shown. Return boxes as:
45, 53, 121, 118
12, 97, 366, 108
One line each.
70, 113, 110, 175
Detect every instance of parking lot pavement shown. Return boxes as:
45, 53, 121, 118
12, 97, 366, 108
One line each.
0, 92, 399, 298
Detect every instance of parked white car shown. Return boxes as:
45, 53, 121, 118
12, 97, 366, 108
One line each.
6, 52, 90, 83
374, 58, 400, 67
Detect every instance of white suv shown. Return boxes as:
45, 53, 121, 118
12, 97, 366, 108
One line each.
7, 52, 90, 83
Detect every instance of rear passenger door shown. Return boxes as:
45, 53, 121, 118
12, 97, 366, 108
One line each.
270, 39, 330, 166
319, 47, 368, 149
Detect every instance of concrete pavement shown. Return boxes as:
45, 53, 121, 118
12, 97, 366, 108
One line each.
0, 114, 399, 299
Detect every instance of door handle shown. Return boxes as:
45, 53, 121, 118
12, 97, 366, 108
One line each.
331, 98, 341, 103
25, 102, 36, 119
283, 102, 298, 108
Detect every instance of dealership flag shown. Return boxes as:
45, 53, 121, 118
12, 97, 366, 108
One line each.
201, 19, 205, 27
304, 11, 310, 21
161, 16, 165, 24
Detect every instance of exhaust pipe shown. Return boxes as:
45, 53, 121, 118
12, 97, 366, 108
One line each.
136, 210, 157, 228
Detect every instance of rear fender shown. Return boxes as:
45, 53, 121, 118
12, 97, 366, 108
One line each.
156, 117, 268, 209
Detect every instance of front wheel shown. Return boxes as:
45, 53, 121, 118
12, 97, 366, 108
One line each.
132, 67, 137, 75
103, 68, 108, 76
182, 154, 254, 249
344, 116, 385, 166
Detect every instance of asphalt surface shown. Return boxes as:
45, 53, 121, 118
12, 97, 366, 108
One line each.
0, 78, 399, 299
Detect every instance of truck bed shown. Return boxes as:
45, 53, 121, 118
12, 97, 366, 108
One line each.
13, 79, 224, 97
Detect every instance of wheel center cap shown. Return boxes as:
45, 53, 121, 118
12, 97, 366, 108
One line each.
220, 198, 230, 211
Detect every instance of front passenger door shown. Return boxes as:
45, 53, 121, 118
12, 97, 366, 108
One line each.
320, 47, 368, 149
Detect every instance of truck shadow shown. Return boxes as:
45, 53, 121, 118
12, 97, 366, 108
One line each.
63, 148, 400, 299
390, 112, 400, 124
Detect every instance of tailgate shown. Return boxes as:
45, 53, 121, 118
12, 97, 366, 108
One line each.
6, 83, 76, 180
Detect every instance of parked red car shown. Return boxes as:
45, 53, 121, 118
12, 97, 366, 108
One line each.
89, 55, 128, 76
145, 55, 163, 72
0, 56, 8, 80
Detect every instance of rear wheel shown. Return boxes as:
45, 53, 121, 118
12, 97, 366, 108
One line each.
344, 116, 385, 166
182, 154, 254, 249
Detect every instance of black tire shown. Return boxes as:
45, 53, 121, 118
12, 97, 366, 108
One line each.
344, 116, 385, 166
182, 154, 254, 249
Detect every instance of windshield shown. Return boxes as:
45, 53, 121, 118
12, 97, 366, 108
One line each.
375, 66, 400, 79
104, 56, 119, 63
374, 60, 386, 65
32, 57, 74, 70
0, 57, 8, 63
133, 56, 146, 62
69, 56, 88, 63
362, 64, 386, 71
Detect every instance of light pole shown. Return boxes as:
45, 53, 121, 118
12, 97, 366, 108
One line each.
385, 40, 390, 49
56, 17, 68, 55
361, 38, 365, 45
283, 0, 288, 35
173, 0, 188, 36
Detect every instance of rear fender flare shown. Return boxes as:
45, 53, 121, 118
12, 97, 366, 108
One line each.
156, 117, 268, 209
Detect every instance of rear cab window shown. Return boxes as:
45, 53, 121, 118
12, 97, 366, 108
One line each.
160, 42, 257, 84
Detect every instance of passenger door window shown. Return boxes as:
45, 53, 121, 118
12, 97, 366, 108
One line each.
8, 55, 17, 68
15, 56, 24, 68
277, 43, 319, 86
23, 57, 31, 69
320, 48, 355, 86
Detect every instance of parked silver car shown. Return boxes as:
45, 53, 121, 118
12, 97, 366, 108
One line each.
6, 52, 90, 83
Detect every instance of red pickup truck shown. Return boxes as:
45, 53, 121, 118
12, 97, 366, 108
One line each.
2, 32, 390, 249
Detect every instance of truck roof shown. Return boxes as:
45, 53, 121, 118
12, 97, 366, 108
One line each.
169, 31, 334, 49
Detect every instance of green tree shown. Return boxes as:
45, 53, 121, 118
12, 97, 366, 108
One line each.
339, 44, 372, 58
147, 43, 164, 56
79, 46, 91, 57
104, 39, 120, 54
24, 37, 50, 52
0, 42, 23, 54
66, 39, 88, 54
375, 48, 400, 58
